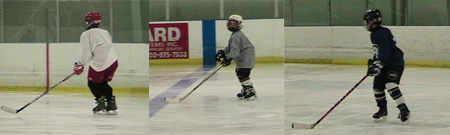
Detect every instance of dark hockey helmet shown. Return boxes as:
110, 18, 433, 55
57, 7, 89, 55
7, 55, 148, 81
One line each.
363, 9, 382, 25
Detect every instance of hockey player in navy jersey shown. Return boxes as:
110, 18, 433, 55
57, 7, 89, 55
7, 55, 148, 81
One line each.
364, 9, 410, 123
215, 14, 257, 100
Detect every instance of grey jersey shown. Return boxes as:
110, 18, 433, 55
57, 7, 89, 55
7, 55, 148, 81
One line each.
224, 30, 255, 68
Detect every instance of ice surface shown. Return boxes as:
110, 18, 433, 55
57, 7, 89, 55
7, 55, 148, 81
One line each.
149, 64, 284, 135
0, 92, 148, 135
285, 64, 450, 135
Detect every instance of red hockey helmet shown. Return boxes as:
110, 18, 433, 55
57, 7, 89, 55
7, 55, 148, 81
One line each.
85, 12, 102, 26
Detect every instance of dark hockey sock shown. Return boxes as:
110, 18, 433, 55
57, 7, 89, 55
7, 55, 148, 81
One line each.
389, 87, 402, 100
238, 76, 250, 82
376, 99, 387, 109
88, 81, 103, 99
101, 81, 113, 101
236, 68, 252, 83
373, 89, 386, 107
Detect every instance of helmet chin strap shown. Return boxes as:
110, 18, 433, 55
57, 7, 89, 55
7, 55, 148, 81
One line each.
365, 23, 372, 31
366, 23, 380, 32
84, 21, 93, 31
227, 20, 240, 32
228, 27, 239, 32
84, 21, 100, 31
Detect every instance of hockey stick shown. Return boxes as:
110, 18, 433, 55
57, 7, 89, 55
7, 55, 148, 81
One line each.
165, 65, 224, 103
1, 72, 76, 114
292, 74, 369, 129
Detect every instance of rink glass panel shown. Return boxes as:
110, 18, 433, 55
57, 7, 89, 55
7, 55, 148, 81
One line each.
0, 0, 150, 43
285, 0, 450, 26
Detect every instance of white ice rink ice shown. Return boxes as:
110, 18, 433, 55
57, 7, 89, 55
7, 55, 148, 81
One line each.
149, 64, 284, 135
0, 92, 148, 135
285, 64, 450, 135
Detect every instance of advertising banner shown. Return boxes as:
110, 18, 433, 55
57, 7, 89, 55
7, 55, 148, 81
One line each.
149, 22, 189, 59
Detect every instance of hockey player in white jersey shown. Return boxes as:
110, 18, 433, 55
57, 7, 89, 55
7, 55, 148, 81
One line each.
73, 12, 119, 115
216, 14, 257, 100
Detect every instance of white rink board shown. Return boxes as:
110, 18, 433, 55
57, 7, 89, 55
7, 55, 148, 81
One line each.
150, 19, 284, 59
0, 43, 149, 87
285, 26, 450, 62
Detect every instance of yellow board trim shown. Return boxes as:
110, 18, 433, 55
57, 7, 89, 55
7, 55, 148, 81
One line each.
0, 86, 148, 95
150, 57, 284, 66
285, 59, 450, 68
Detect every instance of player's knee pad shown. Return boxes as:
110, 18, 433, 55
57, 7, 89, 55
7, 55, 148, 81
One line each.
235, 68, 251, 81
386, 82, 399, 94
386, 82, 402, 100
386, 70, 401, 82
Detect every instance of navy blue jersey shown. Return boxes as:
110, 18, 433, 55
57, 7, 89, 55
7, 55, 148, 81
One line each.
370, 27, 404, 66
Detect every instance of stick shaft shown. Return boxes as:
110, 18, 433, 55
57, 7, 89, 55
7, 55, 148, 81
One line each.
15, 72, 75, 113
311, 75, 369, 128
179, 65, 223, 102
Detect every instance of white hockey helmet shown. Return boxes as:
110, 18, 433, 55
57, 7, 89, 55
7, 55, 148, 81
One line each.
227, 14, 243, 31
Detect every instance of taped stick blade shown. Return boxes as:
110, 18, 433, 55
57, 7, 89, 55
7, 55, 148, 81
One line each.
164, 97, 181, 103
1, 106, 18, 114
291, 123, 315, 129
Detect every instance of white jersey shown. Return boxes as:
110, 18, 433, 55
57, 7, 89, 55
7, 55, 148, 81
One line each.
76, 28, 118, 72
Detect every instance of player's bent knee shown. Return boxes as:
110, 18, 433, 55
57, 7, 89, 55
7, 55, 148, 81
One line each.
385, 82, 398, 90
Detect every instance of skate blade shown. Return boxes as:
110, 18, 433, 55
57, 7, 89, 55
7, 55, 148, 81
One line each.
106, 110, 118, 115
373, 116, 387, 123
244, 96, 258, 101
93, 110, 107, 115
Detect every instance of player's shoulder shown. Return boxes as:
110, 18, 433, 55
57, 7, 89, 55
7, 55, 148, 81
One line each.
379, 26, 392, 33
86, 28, 108, 31
235, 30, 245, 35
231, 30, 246, 37
373, 26, 392, 36
81, 30, 91, 37
83, 28, 109, 35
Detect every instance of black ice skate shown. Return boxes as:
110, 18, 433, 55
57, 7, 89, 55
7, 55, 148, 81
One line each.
106, 96, 118, 115
397, 104, 410, 123
93, 97, 106, 115
373, 107, 388, 122
243, 86, 257, 100
237, 86, 247, 100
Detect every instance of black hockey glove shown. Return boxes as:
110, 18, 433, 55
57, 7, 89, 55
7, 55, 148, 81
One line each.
367, 59, 383, 77
215, 50, 226, 62
222, 58, 231, 67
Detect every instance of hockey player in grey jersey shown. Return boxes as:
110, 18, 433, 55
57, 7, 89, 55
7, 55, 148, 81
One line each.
216, 14, 257, 100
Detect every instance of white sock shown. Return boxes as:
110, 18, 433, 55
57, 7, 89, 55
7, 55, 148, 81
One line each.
241, 79, 252, 86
